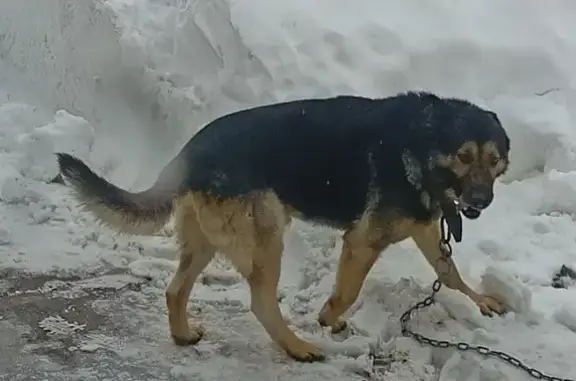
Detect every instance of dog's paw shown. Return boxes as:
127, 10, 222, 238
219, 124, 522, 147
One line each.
285, 339, 325, 363
171, 325, 204, 346
475, 294, 506, 316
317, 298, 349, 333
318, 316, 347, 334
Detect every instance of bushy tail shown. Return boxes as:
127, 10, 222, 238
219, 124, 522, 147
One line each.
56, 153, 173, 235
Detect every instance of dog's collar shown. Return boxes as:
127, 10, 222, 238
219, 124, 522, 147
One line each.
438, 198, 463, 242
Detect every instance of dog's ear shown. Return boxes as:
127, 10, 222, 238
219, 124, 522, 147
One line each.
487, 110, 510, 152
487, 110, 501, 125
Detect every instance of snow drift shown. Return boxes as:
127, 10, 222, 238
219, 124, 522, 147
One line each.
2, 0, 576, 186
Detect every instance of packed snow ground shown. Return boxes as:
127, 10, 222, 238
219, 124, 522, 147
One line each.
2, 0, 576, 380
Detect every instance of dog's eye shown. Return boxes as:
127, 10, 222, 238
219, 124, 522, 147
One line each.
489, 156, 501, 167
457, 152, 474, 164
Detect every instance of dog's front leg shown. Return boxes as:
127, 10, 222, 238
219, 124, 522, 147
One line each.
318, 225, 389, 333
411, 219, 506, 316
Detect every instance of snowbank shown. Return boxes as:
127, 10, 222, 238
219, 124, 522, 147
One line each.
227, 0, 576, 182
3, 0, 576, 185
0, 0, 276, 190
109, 0, 576, 183
0, 0, 249, 190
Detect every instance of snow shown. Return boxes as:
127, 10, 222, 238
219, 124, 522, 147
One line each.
1, 0, 576, 380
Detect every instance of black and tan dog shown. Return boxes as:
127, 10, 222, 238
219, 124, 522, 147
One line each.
57, 91, 510, 362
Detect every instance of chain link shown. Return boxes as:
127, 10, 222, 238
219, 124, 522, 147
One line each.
372, 216, 574, 381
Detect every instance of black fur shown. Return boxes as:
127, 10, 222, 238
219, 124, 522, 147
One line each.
57, 91, 510, 230
164, 91, 508, 226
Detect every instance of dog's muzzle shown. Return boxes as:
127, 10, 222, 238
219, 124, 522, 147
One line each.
461, 207, 481, 219
459, 184, 493, 219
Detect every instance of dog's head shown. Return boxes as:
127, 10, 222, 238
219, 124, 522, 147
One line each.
427, 102, 510, 219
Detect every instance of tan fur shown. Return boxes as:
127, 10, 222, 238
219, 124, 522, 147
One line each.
164, 188, 506, 361
434, 140, 509, 207
481, 141, 508, 177
411, 219, 505, 315
317, 214, 505, 334
165, 195, 215, 345
317, 211, 416, 331
436, 140, 509, 181
166, 191, 324, 361
69, 187, 171, 235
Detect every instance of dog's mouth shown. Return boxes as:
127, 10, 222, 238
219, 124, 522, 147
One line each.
459, 202, 482, 220
427, 173, 486, 241
461, 206, 481, 219
443, 188, 483, 220
436, 195, 482, 243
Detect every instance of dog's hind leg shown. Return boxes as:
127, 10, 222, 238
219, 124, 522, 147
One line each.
193, 191, 325, 362
411, 219, 506, 316
166, 196, 216, 345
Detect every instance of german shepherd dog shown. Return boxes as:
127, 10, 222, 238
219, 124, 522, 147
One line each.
57, 91, 510, 362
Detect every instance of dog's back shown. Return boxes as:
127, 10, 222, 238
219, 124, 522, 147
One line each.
170, 93, 427, 227
56, 91, 454, 233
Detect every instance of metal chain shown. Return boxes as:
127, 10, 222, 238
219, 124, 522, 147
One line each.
372, 216, 574, 381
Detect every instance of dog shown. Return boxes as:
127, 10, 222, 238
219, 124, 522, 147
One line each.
56, 91, 511, 362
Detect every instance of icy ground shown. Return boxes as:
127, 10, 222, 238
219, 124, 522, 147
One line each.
2, 0, 576, 380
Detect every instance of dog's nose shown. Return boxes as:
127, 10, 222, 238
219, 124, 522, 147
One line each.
468, 189, 493, 209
